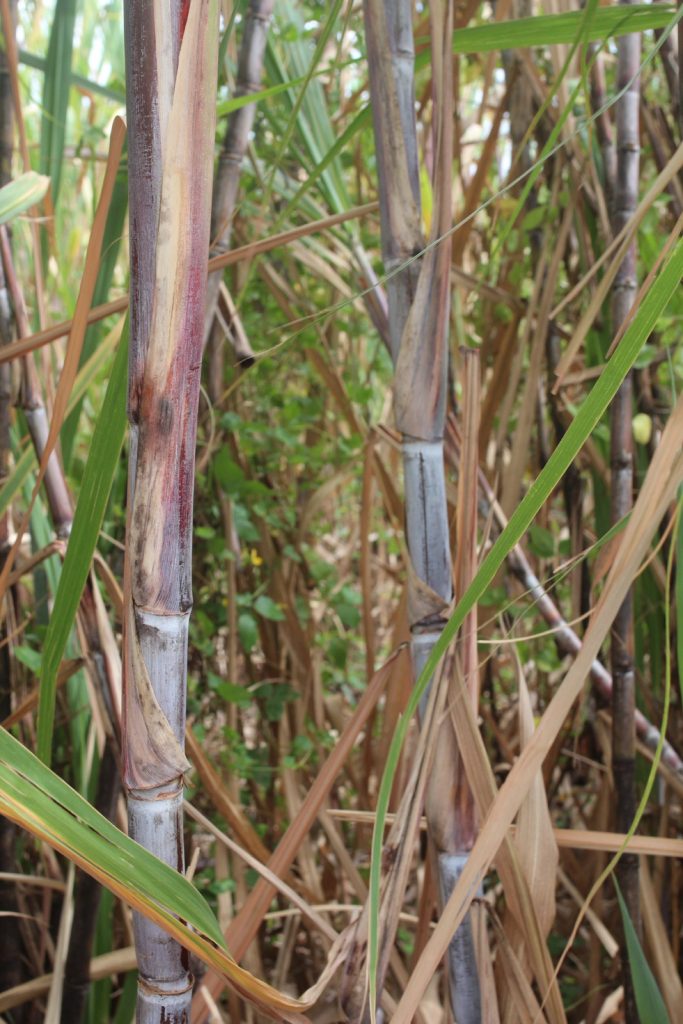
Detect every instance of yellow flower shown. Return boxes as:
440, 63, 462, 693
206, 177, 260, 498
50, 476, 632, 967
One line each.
249, 548, 263, 567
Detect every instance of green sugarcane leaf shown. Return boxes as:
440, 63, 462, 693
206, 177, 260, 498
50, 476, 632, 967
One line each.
0, 729, 316, 1015
266, 0, 352, 216
40, 0, 77, 208
368, 233, 683, 1010
266, 0, 345, 206
19, 47, 125, 103
615, 883, 671, 1024
37, 321, 128, 763
282, 104, 372, 223
0, 172, 50, 226
0, 726, 226, 948
112, 971, 138, 1024
446, 4, 676, 54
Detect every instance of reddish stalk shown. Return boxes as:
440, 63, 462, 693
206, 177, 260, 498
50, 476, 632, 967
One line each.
122, 3, 218, 1020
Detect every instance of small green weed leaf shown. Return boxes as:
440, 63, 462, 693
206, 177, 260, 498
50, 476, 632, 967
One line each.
215, 449, 246, 494
14, 646, 42, 673
238, 612, 258, 652
521, 206, 546, 232
254, 595, 286, 621
528, 523, 556, 559
216, 681, 251, 706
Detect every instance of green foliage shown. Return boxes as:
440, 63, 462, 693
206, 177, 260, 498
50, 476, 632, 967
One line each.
0, 727, 227, 946
39, 0, 77, 207
0, 172, 50, 223
37, 325, 128, 764
616, 883, 670, 1024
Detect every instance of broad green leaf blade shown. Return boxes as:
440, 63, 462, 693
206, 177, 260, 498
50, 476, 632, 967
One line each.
0, 728, 315, 1018
447, 4, 676, 55
0, 726, 225, 945
615, 884, 671, 1024
0, 172, 50, 225
368, 233, 683, 1006
40, 0, 77, 208
37, 322, 128, 762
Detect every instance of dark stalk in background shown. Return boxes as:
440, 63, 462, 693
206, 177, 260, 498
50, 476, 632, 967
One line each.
590, 43, 617, 218
611, 5, 641, 1022
204, 0, 276, 380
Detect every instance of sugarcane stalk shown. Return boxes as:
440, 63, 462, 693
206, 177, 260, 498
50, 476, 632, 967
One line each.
204, 0, 274, 373
363, 1, 482, 1019
122, 3, 218, 1020
655, 28, 680, 136
610, 8, 641, 1019
0, 228, 73, 537
589, 43, 617, 218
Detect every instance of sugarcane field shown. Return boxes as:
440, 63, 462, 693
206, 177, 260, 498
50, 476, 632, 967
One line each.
0, 1, 683, 1022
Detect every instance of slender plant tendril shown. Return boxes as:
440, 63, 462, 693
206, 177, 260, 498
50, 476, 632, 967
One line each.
366, 234, 683, 1015
531, 496, 682, 1024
